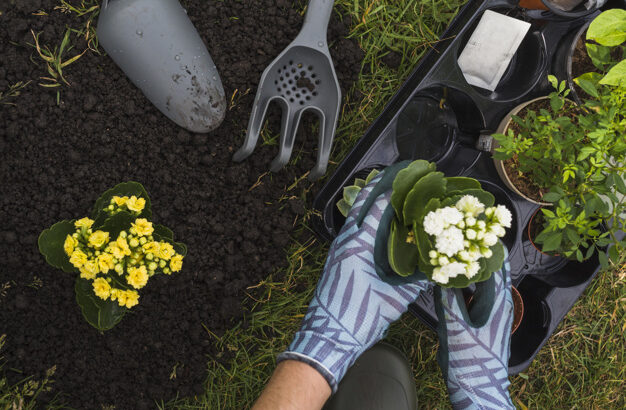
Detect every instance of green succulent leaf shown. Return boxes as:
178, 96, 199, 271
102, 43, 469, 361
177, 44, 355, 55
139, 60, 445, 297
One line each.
75, 277, 126, 331
336, 199, 352, 218
38, 220, 77, 273
343, 186, 361, 205
153, 234, 188, 257
599, 60, 626, 87
445, 177, 481, 192
387, 218, 419, 277
403, 171, 446, 225
97, 211, 135, 240
483, 242, 505, 274
391, 160, 435, 223
153, 224, 174, 241
587, 9, 626, 47
91, 181, 152, 221
413, 222, 433, 269
364, 169, 381, 184
444, 189, 495, 208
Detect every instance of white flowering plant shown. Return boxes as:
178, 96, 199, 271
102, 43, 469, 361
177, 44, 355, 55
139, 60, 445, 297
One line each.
38, 182, 187, 331
387, 160, 512, 287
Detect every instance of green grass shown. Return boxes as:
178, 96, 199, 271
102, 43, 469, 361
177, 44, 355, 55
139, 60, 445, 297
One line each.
5, 1, 625, 409
0, 335, 64, 409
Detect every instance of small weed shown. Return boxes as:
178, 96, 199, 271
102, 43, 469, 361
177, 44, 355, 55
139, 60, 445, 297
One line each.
0, 335, 61, 409
30, 28, 87, 103
0, 81, 31, 105
55, 1, 101, 53
26, 276, 43, 290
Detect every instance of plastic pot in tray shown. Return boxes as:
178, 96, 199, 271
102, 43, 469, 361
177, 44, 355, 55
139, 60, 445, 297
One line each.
311, 0, 622, 374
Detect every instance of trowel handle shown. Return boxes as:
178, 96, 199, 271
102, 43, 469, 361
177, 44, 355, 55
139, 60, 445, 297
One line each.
297, 0, 335, 48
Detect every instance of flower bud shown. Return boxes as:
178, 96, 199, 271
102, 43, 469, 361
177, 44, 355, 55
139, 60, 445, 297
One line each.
72, 233, 79, 239
130, 227, 137, 235
163, 268, 171, 274
108, 204, 114, 210
145, 253, 154, 261
139, 237, 147, 245
115, 264, 124, 274
477, 221, 486, 230
457, 220, 465, 229
120, 231, 127, 239
149, 262, 157, 271
481, 247, 492, 258
95, 251, 101, 256
465, 229, 477, 240
148, 236, 154, 241
466, 216, 476, 226
428, 250, 438, 259
159, 260, 166, 268
438, 256, 449, 266
430, 258, 439, 266
129, 238, 139, 248
129, 258, 137, 265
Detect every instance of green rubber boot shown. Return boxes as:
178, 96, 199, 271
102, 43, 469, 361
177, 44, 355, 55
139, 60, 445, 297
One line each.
324, 343, 417, 410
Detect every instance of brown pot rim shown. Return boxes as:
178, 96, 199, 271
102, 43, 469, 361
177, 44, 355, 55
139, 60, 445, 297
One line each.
527, 206, 560, 257
466, 285, 524, 334
491, 96, 552, 206
511, 286, 524, 334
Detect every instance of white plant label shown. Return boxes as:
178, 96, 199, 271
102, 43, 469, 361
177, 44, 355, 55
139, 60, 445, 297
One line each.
458, 10, 531, 91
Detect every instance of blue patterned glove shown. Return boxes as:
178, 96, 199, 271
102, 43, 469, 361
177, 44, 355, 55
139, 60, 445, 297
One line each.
278, 173, 431, 392
434, 249, 514, 410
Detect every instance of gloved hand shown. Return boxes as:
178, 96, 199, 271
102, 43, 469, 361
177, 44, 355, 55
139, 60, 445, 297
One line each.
277, 172, 432, 392
434, 248, 515, 410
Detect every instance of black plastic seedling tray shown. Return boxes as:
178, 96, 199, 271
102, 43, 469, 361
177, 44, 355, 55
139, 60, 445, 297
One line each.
312, 0, 624, 374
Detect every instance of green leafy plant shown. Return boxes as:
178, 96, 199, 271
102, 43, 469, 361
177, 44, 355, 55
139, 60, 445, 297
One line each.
336, 169, 380, 216
385, 160, 511, 288
493, 73, 625, 267
38, 182, 187, 331
575, 8, 626, 91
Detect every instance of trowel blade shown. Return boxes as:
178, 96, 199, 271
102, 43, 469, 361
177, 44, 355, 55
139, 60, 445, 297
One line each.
97, 0, 226, 133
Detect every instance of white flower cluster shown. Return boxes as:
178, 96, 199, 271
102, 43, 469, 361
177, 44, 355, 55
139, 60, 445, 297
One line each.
423, 195, 512, 284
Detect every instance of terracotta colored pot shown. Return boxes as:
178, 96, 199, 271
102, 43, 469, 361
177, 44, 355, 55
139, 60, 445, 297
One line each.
491, 97, 551, 206
519, 0, 548, 10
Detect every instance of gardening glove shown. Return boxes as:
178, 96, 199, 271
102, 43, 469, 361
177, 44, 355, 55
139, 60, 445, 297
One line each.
277, 171, 432, 392
434, 248, 515, 410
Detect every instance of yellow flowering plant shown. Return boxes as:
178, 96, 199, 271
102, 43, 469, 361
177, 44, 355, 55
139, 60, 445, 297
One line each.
38, 182, 187, 331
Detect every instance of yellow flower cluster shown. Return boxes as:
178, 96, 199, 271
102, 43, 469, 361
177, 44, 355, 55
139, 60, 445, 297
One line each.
64, 216, 184, 309
104, 195, 147, 215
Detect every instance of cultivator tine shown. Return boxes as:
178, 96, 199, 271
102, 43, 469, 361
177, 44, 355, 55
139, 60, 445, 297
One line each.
270, 108, 304, 173
233, 94, 273, 162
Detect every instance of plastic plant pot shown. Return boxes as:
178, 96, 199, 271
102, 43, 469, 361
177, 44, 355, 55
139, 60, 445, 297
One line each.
553, 22, 591, 104
490, 96, 552, 206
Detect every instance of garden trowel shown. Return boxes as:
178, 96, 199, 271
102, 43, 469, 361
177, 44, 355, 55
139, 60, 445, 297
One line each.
97, 0, 226, 133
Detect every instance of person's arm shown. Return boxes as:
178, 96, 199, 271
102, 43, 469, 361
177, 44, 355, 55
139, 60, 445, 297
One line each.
254, 171, 431, 408
252, 360, 331, 410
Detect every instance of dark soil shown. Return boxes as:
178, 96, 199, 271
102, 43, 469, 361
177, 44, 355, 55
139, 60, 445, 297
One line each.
503, 99, 552, 202
570, 31, 624, 101
0, 1, 363, 409
570, 32, 598, 100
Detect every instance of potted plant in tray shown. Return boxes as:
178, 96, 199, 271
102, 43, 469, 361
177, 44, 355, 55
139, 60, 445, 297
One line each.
492, 69, 625, 267
563, 8, 626, 102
